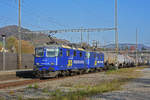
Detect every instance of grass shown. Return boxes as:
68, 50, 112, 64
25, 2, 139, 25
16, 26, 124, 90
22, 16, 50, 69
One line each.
59, 83, 73, 87
106, 66, 144, 78
27, 84, 33, 89
27, 83, 39, 89
48, 79, 131, 100
0, 97, 5, 100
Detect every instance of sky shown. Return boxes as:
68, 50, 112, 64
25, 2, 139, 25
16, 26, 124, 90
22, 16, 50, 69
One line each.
0, 0, 150, 46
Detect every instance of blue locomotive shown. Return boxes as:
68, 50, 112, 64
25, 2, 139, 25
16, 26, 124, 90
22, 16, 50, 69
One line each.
33, 45, 104, 78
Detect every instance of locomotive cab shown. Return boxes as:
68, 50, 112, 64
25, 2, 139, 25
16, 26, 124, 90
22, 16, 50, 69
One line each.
34, 47, 59, 72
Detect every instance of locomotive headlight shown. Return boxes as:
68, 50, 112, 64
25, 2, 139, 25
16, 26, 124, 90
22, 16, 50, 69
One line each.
51, 63, 54, 65
36, 63, 40, 65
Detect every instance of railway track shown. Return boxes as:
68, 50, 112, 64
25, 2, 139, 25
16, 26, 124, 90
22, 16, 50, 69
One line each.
0, 79, 40, 89
0, 75, 18, 82
0, 71, 103, 89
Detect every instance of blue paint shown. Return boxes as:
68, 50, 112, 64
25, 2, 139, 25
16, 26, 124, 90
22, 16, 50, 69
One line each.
34, 45, 104, 72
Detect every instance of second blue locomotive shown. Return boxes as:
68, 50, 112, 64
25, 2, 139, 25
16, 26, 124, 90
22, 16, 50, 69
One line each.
34, 45, 104, 78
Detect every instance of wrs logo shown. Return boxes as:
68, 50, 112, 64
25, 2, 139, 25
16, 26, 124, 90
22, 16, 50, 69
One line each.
73, 60, 84, 64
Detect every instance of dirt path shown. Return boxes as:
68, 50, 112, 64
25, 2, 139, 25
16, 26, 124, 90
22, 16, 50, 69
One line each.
90, 67, 150, 100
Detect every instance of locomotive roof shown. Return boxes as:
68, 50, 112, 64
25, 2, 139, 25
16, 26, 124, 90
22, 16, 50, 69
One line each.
36, 44, 104, 54
36, 44, 85, 51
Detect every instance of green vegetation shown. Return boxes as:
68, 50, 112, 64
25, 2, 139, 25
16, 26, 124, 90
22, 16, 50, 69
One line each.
33, 83, 39, 89
6, 36, 17, 52
106, 67, 144, 77
42, 88, 49, 93
17, 95, 23, 100
6, 36, 34, 54
21, 40, 34, 54
48, 79, 124, 100
27, 84, 33, 89
27, 83, 39, 89
0, 41, 2, 51
0, 97, 5, 100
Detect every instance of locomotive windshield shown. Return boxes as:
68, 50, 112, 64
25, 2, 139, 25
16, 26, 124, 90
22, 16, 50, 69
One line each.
35, 48, 44, 57
46, 48, 58, 57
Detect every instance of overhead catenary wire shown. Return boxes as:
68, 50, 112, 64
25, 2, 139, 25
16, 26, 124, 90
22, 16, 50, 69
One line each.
25, 27, 115, 34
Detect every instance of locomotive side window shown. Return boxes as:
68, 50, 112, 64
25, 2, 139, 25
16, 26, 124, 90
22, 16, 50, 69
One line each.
94, 53, 96, 58
74, 51, 76, 56
97, 55, 99, 59
67, 50, 70, 56
59, 49, 63, 56
100, 55, 103, 59
79, 52, 82, 57
98, 55, 101, 59
35, 48, 44, 57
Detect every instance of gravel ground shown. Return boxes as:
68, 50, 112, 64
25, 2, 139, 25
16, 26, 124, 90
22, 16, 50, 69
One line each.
1, 67, 150, 100
0, 72, 118, 100
89, 67, 150, 100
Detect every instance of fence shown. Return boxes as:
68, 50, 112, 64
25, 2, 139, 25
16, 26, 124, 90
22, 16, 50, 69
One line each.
0, 52, 34, 70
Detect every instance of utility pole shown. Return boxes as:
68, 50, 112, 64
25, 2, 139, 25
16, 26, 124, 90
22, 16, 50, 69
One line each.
115, 0, 119, 69
17, 0, 22, 69
104, 39, 106, 51
2, 34, 6, 71
136, 28, 138, 67
80, 27, 83, 46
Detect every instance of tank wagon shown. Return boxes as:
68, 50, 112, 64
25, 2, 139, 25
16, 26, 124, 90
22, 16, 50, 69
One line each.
33, 45, 104, 78
104, 53, 135, 68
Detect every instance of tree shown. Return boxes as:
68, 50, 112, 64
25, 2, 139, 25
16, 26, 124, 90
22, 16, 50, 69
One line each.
6, 36, 34, 54
0, 41, 2, 51
6, 36, 18, 52
21, 40, 34, 54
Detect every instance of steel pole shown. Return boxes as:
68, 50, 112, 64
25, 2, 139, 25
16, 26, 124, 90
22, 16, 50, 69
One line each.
87, 31, 89, 45
17, 0, 22, 69
80, 27, 83, 47
136, 28, 138, 67
115, 0, 119, 69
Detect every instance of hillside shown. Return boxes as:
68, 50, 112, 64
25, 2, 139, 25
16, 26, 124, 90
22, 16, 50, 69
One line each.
0, 25, 70, 54
0, 25, 69, 46
0, 25, 49, 44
